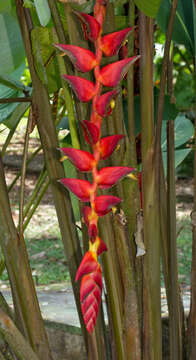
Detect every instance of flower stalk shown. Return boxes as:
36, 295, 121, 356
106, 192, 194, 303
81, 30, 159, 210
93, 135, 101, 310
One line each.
57, 0, 138, 333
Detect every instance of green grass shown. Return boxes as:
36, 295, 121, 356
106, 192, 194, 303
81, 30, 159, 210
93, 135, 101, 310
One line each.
1, 237, 70, 285
0, 215, 192, 287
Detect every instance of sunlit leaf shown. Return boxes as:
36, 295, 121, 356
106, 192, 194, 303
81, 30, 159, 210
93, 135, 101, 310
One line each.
34, 0, 51, 27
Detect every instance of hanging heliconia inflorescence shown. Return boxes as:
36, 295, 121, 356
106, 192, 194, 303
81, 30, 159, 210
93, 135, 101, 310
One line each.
55, 0, 139, 333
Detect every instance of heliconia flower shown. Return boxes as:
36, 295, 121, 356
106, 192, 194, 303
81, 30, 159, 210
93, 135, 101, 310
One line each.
54, 44, 97, 72
62, 75, 95, 102
99, 56, 140, 87
74, 11, 101, 41
94, 195, 122, 216
80, 265, 102, 333
99, 134, 124, 159
59, 178, 92, 202
75, 251, 98, 282
95, 90, 119, 117
80, 120, 100, 145
96, 166, 134, 189
59, 148, 95, 172
100, 27, 133, 56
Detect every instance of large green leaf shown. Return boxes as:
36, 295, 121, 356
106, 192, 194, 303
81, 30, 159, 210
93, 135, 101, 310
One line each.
4, 102, 30, 129
0, 62, 31, 126
134, 0, 162, 18
0, 13, 25, 75
162, 148, 192, 174
0, 74, 31, 93
34, 0, 51, 27
157, 0, 194, 54
31, 27, 61, 93
123, 88, 178, 135
161, 114, 194, 151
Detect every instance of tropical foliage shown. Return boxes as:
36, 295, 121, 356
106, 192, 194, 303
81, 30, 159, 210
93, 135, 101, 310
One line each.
0, 0, 195, 359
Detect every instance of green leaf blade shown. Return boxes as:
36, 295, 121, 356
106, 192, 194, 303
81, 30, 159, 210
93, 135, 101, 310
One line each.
134, 0, 162, 18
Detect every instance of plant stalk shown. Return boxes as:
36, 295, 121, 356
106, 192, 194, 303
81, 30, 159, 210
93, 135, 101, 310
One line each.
0, 154, 53, 359
139, 12, 162, 359
15, 0, 87, 346
187, 2, 196, 356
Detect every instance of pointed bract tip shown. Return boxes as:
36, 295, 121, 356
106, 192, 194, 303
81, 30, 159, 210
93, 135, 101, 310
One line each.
99, 56, 140, 87
62, 75, 95, 102
100, 27, 134, 57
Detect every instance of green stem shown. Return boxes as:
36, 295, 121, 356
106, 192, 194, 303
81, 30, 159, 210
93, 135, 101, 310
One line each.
139, 12, 162, 359
19, 115, 32, 237
15, 0, 85, 343
100, 215, 125, 360
23, 178, 50, 231
1, 123, 19, 158
128, 0, 136, 139
167, 120, 182, 359
47, 0, 80, 149
187, 2, 196, 357
155, 0, 179, 156
113, 212, 141, 359
166, 46, 183, 360
0, 154, 53, 359
52, 29, 80, 149
8, 146, 42, 192
22, 167, 47, 220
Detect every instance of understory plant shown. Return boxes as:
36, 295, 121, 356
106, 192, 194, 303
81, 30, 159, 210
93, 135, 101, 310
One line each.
55, 0, 139, 333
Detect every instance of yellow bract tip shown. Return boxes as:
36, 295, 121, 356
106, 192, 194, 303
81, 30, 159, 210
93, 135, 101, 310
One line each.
112, 207, 117, 215
127, 173, 137, 181
122, 39, 128, 46
60, 155, 68, 162
110, 99, 115, 109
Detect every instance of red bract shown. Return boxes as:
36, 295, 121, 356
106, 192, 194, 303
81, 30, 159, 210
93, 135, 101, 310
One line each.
59, 178, 92, 201
99, 134, 124, 159
74, 12, 101, 41
59, 147, 95, 172
62, 75, 95, 102
80, 266, 102, 333
99, 56, 139, 87
75, 251, 98, 281
96, 237, 107, 255
100, 27, 133, 56
94, 195, 122, 216
54, 44, 97, 72
82, 206, 98, 240
96, 166, 134, 189
81, 120, 100, 145
95, 90, 118, 117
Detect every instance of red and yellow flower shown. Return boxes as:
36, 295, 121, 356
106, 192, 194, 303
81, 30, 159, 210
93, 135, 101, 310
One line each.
55, 0, 138, 333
